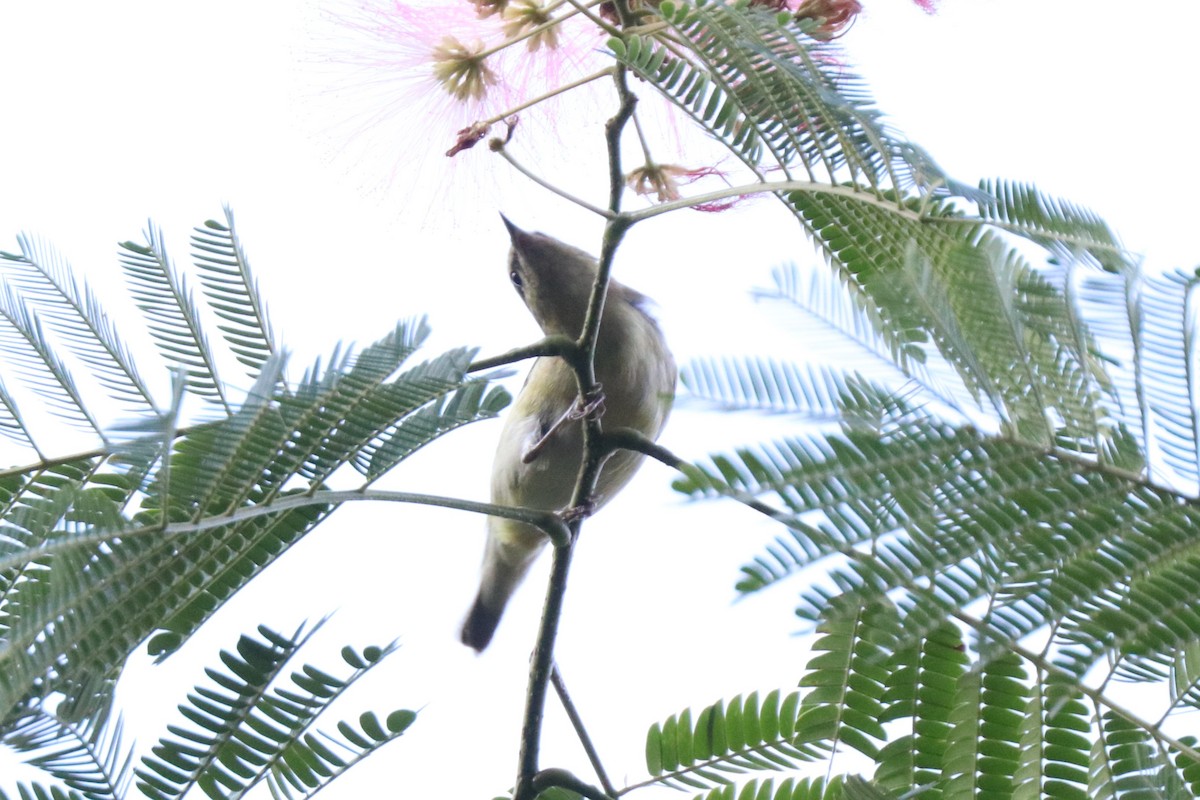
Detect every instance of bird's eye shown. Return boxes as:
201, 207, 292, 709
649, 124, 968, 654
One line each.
509, 269, 524, 291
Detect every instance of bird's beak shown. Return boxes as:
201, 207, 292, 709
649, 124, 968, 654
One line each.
499, 213, 520, 240
500, 213, 536, 255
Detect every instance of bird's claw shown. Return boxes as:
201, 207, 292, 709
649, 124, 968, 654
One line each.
560, 499, 596, 523
570, 383, 605, 421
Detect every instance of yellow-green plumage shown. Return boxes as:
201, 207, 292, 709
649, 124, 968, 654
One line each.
460, 219, 676, 651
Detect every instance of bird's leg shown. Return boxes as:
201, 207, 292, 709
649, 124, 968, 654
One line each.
522, 408, 572, 464
521, 384, 606, 465
559, 384, 607, 521
570, 383, 605, 421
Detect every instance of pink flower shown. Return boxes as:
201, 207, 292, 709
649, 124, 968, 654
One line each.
432, 34, 500, 102
626, 164, 747, 212
470, 0, 508, 18
319, 2, 509, 115
501, 0, 562, 52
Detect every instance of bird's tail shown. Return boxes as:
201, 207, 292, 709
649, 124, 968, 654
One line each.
460, 519, 546, 651
460, 590, 505, 652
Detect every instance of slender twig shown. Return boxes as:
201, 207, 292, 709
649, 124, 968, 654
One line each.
562, 0, 620, 35
0, 489, 570, 573
477, 66, 617, 130
629, 111, 654, 165
931, 215, 1134, 259
532, 768, 614, 800
551, 664, 618, 796
468, 335, 578, 373
604, 71, 637, 216
516, 528, 577, 799
600, 427, 684, 468
601, 428, 805, 527
513, 36, 642, 800
517, 216, 635, 800
0, 443, 107, 480
474, 0, 595, 60
623, 177, 1137, 264
494, 146, 614, 219
0, 422, 221, 480
1005, 432, 1154, 493
153, 371, 187, 517
513, 222, 634, 800
624, 179, 923, 224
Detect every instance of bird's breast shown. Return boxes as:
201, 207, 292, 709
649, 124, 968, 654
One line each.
491, 303, 676, 514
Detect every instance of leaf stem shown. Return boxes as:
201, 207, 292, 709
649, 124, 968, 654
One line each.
478, 66, 617, 130
531, 768, 613, 800
603, 428, 804, 527
551, 664, 617, 796
562, 0, 620, 35
0, 421, 219, 481
0, 489, 571, 573
494, 146, 614, 218
517, 540, 576, 797
935, 214, 1134, 259
468, 335, 578, 372
624, 180, 922, 223
629, 110, 654, 168
474, 0, 596, 61
951, 606, 1200, 767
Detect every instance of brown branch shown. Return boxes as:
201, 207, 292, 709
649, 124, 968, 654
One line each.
600, 426, 684, 468
513, 46, 641, 800
468, 335, 578, 373
552, 664, 618, 796
532, 768, 614, 800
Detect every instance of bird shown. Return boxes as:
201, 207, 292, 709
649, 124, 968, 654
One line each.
460, 217, 676, 651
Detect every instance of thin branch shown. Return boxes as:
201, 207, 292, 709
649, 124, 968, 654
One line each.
562, 0, 621, 35
604, 69, 637, 216
514, 230, 632, 799
0, 489, 571, 573
551, 664, 617, 797
0, 445, 109, 480
513, 42, 641, 800
0, 421, 220, 481
623, 179, 924, 224
602, 428, 802, 526
474, 0, 602, 60
479, 67, 617, 131
517, 538, 577, 799
1004, 431, 1159, 495
532, 768, 614, 800
468, 335, 578, 373
629, 111, 655, 170
934, 214, 1134, 260
494, 145, 614, 218
600, 426, 684, 468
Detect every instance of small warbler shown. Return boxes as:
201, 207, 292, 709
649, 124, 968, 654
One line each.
460, 218, 676, 651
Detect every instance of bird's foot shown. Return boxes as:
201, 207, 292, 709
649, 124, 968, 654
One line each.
570, 383, 605, 421
560, 498, 596, 523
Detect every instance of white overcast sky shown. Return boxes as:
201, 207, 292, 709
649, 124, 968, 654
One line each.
1, 1, 1198, 797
